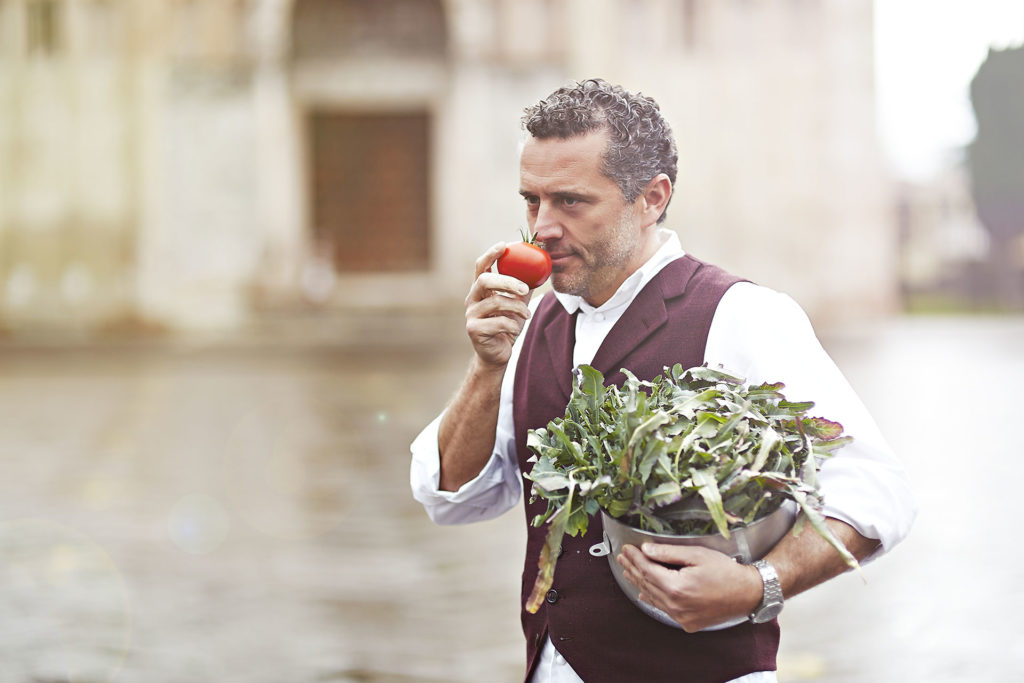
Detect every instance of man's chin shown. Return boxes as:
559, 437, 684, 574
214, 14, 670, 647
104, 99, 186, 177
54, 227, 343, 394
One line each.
549, 274, 584, 298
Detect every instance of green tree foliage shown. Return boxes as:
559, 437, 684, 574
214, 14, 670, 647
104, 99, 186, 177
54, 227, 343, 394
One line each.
968, 45, 1024, 305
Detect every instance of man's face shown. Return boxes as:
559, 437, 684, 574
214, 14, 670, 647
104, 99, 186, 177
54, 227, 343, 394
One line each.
519, 130, 649, 307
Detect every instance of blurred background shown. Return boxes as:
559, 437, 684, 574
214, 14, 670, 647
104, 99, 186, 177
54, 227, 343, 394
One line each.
0, 0, 1021, 681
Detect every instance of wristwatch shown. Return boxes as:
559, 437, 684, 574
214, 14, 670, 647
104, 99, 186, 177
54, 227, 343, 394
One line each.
749, 559, 784, 624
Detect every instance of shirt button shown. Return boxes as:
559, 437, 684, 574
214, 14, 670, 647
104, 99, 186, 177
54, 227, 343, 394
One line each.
593, 312, 606, 322
546, 589, 560, 604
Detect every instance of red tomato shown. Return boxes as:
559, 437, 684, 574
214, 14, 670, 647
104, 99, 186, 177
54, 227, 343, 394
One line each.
497, 241, 552, 289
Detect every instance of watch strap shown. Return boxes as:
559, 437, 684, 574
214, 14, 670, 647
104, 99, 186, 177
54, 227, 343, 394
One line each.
750, 559, 783, 623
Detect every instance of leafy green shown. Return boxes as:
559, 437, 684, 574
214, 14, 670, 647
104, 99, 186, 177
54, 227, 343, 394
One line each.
523, 364, 858, 613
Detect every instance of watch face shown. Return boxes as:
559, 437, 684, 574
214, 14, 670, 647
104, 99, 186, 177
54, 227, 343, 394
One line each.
753, 602, 784, 623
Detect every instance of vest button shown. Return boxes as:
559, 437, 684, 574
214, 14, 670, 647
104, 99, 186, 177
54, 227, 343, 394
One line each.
545, 589, 560, 604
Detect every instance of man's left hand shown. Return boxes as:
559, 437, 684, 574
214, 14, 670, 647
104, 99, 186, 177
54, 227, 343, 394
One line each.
617, 543, 762, 632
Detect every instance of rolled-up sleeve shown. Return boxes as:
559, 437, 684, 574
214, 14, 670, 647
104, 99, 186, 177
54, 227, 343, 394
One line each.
707, 283, 917, 560
409, 409, 523, 525
409, 327, 529, 525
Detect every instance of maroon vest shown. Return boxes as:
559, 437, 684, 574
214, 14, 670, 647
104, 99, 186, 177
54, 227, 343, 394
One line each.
512, 255, 779, 682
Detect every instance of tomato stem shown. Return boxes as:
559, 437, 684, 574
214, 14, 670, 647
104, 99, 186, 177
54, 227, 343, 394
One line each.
519, 228, 541, 245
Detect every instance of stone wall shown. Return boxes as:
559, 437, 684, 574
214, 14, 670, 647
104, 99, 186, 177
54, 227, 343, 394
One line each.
0, 0, 897, 336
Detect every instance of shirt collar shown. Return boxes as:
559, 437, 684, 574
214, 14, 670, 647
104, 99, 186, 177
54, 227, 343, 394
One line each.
553, 229, 685, 316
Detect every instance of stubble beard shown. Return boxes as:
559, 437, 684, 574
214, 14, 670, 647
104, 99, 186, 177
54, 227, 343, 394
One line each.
550, 212, 638, 304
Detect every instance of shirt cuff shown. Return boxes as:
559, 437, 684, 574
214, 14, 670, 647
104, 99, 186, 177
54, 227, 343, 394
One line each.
409, 413, 523, 525
817, 450, 918, 562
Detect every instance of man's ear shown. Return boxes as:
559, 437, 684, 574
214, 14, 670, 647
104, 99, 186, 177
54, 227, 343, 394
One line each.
640, 173, 672, 228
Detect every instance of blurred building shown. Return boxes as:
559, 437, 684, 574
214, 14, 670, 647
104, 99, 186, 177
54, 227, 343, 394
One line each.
0, 0, 894, 337
895, 165, 992, 311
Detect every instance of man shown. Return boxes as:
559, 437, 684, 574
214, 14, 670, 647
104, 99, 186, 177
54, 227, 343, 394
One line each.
410, 79, 915, 682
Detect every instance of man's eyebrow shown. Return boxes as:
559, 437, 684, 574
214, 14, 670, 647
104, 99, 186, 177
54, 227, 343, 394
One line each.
519, 188, 596, 199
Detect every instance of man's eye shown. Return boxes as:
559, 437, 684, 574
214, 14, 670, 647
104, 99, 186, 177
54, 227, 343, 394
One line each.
562, 197, 579, 207
523, 195, 539, 206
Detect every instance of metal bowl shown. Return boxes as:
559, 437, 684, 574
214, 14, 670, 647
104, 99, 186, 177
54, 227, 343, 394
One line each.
593, 501, 797, 630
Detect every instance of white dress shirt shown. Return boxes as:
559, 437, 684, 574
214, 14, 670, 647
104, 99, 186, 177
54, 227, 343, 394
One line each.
409, 230, 917, 682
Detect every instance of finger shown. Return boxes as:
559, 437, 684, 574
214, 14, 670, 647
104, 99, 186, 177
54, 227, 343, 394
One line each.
467, 272, 530, 305
467, 288, 532, 323
635, 553, 681, 587
466, 312, 527, 341
640, 542, 721, 567
617, 543, 645, 572
637, 579, 672, 614
618, 550, 675, 614
474, 242, 508, 279
618, 545, 675, 590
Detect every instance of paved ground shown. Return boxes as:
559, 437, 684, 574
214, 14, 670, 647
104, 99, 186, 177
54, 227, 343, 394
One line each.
0, 313, 1021, 682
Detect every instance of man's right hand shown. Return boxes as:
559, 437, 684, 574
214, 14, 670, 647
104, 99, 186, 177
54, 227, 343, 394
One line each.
464, 242, 534, 367
437, 243, 536, 492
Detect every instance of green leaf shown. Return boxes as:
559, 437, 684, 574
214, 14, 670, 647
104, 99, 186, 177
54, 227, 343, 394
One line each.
604, 495, 633, 518
790, 489, 863, 577
646, 481, 683, 508
814, 435, 854, 455
672, 388, 723, 419
750, 426, 780, 472
686, 365, 744, 385
566, 506, 590, 537
626, 410, 672, 452
575, 365, 606, 418
780, 399, 816, 412
636, 439, 664, 483
522, 362, 859, 612
529, 472, 571, 492
691, 468, 730, 538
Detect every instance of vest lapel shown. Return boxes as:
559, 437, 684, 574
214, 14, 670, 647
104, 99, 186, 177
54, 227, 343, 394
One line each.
590, 257, 699, 378
535, 298, 578, 405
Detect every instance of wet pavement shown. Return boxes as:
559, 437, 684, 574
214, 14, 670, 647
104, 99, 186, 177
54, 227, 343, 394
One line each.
0, 313, 1021, 682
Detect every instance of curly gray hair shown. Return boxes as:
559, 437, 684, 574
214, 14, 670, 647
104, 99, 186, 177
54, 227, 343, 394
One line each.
521, 78, 677, 223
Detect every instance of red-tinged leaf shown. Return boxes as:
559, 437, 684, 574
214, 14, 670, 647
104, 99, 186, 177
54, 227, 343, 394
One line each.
802, 416, 845, 441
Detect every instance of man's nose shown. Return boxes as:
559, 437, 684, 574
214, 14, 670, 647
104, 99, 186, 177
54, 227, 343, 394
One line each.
533, 202, 562, 243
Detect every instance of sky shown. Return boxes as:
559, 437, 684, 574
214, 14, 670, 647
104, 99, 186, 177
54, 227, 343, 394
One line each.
873, 0, 1024, 182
